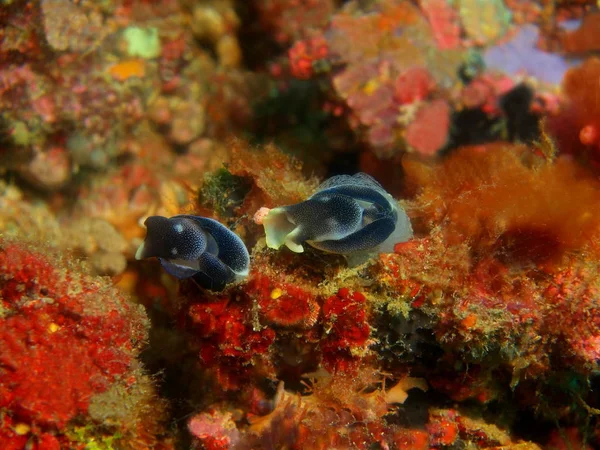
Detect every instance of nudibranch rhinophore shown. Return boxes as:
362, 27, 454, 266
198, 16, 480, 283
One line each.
261, 173, 412, 257
136, 215, 249, 291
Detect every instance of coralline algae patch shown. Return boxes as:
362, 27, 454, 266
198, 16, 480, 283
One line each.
279, 0, 474, 159
179, 266, 373, 393
309, 0, 461, 159
0, 238, 168, 448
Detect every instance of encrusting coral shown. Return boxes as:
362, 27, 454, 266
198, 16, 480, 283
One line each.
0, 236, 170, 448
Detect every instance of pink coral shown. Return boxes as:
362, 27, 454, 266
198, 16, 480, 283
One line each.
188, 409, 240, 450
393, 67, 436, 105
288, 34, 329, 79
404, 99, 451, 156
460, 73, 515, 115
420, 0, 461, 49
286, 0, 465, 158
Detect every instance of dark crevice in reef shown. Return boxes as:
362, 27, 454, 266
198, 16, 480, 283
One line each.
140, 321, 197, 449
371, 306, 600, 449
325, 149, 360, 177
442, 84, 542, 157
251, 78, 360, 175
500, 84, 541, 144
233, 0, 286, 71
136, 266, 201, 449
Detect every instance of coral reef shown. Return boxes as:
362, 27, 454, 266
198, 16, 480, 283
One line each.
165, 141, 600, 448
2, 0, 600, 448
304, 0, 462, 158
0, 0, 248, 192
275, 0, 595, 161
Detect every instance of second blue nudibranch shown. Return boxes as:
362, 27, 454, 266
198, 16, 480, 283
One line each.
262, 173, 413, 257
135, 215, 250, 291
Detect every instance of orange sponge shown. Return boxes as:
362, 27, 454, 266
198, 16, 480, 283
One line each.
404, 143, 600, 263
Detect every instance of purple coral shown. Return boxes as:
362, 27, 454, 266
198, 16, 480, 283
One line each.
483, 24, 580, 85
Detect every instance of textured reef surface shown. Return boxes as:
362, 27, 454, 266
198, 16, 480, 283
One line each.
2, 0, 600, 449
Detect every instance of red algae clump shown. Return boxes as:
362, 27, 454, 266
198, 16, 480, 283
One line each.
321, 288, 372, 373
559, 13, 600, 54
185, 288, 277, 392
0, 238, 168, 448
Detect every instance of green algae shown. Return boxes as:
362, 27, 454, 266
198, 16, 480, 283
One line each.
123, 26, 161, 59
200, 167, 251, 216
68, 425, 122, 450
10, 121, 30, 147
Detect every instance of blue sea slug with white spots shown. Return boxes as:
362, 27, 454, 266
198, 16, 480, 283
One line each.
135, 215, 249, 290
261, 173, 412, 259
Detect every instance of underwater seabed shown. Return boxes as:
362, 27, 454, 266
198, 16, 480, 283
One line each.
1, 0, 600, 449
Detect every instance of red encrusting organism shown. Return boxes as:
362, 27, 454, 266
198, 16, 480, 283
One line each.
321, 288, 371, 373
0, 238, 165, 447
288, 34, 330, 80
248, 273, 320, 329
186, 291, 277, 392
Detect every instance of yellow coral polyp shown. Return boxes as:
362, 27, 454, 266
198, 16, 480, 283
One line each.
363, 79, 380, 95
14, 423, 30, 435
